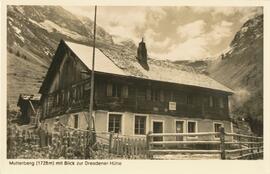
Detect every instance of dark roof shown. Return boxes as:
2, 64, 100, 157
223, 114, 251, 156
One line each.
17, 94, 41, 106
39, 40, 233, 94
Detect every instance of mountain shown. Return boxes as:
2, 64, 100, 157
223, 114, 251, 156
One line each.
208, 15, 263, 135
175, 15, 263, 135
7, 5, 136, 108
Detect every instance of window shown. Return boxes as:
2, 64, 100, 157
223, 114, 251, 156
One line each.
107, 83, 113, 97
151, 89, 159, 101
187, 121, 197, 133
146, 88, 151, 101
112, 84, 121, 97
108, 114, 122, 133
74, 115, 79, 128
169, 91, 175, 101
214, 123, 223, 138
121, 85, 129, 98
187, 95, 194, 105
209, 96, 213, 107
135, 116, 146, 135
159, 90, 164, 102
219, 97, 224, 108
107, 83, 125, 98
138, 87, 146, 100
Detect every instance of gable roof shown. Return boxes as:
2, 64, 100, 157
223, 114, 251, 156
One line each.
39, 40, 233, 94
65, 41, 233, 94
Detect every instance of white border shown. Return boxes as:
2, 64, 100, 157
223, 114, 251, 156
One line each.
1, 2, 270, 174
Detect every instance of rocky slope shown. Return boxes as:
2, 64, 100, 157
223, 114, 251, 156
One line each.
7, 5, 136, 108
209, 15, 263, 135
175, 15, 263, 135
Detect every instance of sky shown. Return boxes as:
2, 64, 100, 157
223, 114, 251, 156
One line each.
63, 6, 262, 61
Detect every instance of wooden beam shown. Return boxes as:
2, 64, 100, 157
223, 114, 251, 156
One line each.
149, 149, 221, 154
149, 132, 219, 137
150, 141, 220, 145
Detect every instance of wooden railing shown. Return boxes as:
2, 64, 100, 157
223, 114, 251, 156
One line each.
146, 127, 263, 160
7, 125, 263, 160
95, 132, 148, 159
224, 132, 263, 160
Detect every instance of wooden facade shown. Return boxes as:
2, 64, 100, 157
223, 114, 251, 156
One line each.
40, 43, 230, 121
17, 94, 40, 124
39, 40, 233, 135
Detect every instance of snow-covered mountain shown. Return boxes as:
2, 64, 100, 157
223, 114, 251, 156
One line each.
208, 15, 263, 135
7, 5, 135, 108
175, 15, 263, 135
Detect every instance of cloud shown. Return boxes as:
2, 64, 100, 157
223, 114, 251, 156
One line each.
206, 20, 233, 44
177, 20, 206, 39
63, 6, 263, 61
150, 37, 209, 60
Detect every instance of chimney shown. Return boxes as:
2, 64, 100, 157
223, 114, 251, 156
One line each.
137, 38, 147, 64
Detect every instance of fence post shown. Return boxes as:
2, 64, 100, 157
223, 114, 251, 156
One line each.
109, 132, 113, 153
146, 131, 152, 159
220, 127, 226, 160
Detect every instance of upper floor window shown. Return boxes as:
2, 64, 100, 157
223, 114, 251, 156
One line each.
209, 96, 213, 107
187, 95, 194, 105
137, 87, 146, 100
112, 83, 121, 97
146, 88, 164, 102
219, 97, 225, 108
107, 83, 128, 98
169, 91, 175, 101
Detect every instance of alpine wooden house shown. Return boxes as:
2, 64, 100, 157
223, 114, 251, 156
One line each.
39, 39, 234, 139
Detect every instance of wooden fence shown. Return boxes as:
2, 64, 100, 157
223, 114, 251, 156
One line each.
7, 125, 263, 160
7, 125, 97, 159
147, 127, 263, 160
95, 132, 148, 159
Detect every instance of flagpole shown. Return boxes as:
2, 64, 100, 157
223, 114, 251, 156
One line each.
89, 5, 97, 135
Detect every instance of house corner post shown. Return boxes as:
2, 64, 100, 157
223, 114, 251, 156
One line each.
220, 127, 226, 160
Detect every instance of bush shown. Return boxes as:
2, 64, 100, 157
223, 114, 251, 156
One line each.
16, 50, 21, 57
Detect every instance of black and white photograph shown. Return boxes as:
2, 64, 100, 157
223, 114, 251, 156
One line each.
2, 1, 268, 166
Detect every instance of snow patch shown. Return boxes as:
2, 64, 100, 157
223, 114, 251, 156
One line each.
241, 26, 248, 33
29, 19, 85, 40
16, 34, 25, 43
112, 35, 132, 45
13, 26, 21, 34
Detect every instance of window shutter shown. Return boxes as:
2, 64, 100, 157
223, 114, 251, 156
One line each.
146, 88, 151, 101
121, 85, 128, 98
107, 83, 113, 97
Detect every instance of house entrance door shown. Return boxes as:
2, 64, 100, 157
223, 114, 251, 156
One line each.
176, 121, 184, 141
153, 121, 163, 141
